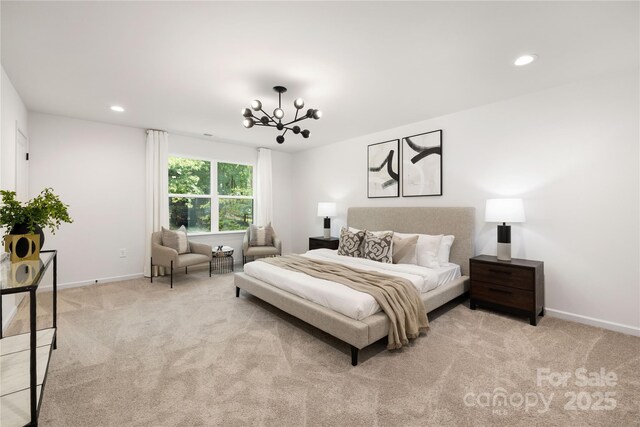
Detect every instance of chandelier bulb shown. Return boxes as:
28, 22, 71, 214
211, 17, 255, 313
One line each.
274, 108, 284, 119
276, 135, 285, 144
306, 108, 314, 118
313, 109, 322, 120
301, 129, 310, 138
251, 100, 262, 111
243, 118, 255, 128
294, 98, 304, 109
292, 126, 301, 134
241, 108, 252, 117
260, 116, 270, 125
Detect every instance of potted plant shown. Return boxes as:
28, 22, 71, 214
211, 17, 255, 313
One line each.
0, 188, 72, 258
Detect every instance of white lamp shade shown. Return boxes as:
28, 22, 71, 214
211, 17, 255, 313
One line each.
317, 202, 337, 217
485, 198, 526, 223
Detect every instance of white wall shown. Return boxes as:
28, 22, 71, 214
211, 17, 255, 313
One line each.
291, 69, 640, 335
25, 118, 294, 285
28, 113, 147, 286
169, 134, 293, 263
1, 66, 30, 331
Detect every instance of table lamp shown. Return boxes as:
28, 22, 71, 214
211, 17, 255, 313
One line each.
317, 202, 336, 239
485, 198, 525, 261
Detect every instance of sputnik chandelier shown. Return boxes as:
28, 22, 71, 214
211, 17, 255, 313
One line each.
241, 86, 322, 144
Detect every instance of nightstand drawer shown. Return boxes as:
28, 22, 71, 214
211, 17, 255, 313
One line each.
471, 262, 534, 290
471, 281, 533, 311
309, 237, 339, 250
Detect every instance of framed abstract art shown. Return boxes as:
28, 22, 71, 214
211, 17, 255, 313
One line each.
367, 139, 399, 198
401, 130, 442, 197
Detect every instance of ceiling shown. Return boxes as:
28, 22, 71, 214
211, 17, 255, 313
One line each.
2, 1, 638, 152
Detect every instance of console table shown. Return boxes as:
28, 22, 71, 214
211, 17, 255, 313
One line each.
0, 250, 58, 427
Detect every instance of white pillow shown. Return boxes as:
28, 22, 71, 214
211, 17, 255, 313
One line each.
438, 235, 455, 266
395, 232, 442, 268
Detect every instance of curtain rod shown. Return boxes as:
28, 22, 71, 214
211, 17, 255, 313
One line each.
146, 128, 166, 133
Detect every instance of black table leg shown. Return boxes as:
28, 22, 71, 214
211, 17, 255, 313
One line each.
53, 252, 57, 349
30, 289, 37, 424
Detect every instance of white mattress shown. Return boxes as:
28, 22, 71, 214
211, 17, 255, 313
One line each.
243, 249, 461, 320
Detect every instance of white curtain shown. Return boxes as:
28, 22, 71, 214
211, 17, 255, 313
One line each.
256, 147, 273, 226
144, 130, 169, 277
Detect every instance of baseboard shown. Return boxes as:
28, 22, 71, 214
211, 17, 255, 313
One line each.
38, 273, 145, 291
545, 308, 640, 337
38, 263, 239, 291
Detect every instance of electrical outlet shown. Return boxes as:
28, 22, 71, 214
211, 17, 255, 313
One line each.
119, 248, 127, 258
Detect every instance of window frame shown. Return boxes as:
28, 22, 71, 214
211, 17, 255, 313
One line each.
168, 154, 255, 235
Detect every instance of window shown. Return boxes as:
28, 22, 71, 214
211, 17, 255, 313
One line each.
168, 157, 254, 233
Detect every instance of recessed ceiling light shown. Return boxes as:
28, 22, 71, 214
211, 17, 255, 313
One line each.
110, 105, 125, 112
514, 54, 537, 66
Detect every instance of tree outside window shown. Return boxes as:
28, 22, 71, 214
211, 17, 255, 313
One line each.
168, 157, 253, 232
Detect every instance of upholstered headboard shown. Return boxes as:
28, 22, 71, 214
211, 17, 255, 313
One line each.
347, 207, 476, 275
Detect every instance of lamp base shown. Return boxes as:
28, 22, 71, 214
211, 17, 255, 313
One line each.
497, 243, 511, 261
323, 217, 331, 239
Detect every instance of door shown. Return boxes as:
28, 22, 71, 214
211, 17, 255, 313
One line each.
15, 125, 28, 202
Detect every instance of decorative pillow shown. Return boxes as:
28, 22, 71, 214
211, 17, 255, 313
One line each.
392, 234, 418, 264
161, 225, 190, 254
249, 224, 274, 246
349, 227, 393, 254
395, 232, 442, 268
337, 227, 365, 257
438, 235, 455, 266
363, 231, 393, 263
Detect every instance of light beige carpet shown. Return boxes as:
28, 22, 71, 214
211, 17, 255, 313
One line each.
5, 269, 639, 426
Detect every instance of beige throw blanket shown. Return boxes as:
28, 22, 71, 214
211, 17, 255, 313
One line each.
258, 254, 429, 350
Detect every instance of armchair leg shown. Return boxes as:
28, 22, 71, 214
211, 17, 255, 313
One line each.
150, 257, 153, 283
209, 261, 212, 277
236, 286, 240, 297
170, 260, 173, 289
185, 266, 188, 275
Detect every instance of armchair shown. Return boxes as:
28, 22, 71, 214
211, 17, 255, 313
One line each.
150, 231, 213, 288
242, 226, 282, 265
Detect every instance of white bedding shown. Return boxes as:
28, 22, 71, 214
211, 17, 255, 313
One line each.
242, 249, 461, 320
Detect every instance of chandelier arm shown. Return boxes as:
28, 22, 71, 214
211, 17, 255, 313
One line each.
283, 116, 310, 127
259, 108, 278, 125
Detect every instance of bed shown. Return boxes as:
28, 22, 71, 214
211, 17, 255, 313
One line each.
233, 206, 475, 365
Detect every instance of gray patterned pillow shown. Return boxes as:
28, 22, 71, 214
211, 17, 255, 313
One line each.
161, 226, 190, 254
363, 231, 393, 263
337, 227, 365, 257
250, 224, 274, 246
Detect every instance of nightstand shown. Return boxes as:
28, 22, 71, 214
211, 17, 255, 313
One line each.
309, 236, 339, 250
469, 255, 544, 326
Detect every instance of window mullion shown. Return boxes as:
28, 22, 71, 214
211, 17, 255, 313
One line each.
211, 162, 219, 232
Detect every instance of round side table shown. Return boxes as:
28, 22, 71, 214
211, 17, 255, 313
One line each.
212, 246, 234, 274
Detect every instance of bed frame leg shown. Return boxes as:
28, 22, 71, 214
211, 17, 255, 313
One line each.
350, 346, 358, 366
235, 286, 240, 298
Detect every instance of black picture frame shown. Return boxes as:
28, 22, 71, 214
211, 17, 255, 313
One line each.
401, 129, 443, 197
367, 139, 400, 198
